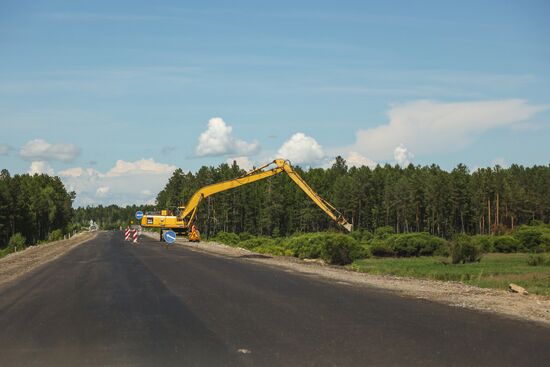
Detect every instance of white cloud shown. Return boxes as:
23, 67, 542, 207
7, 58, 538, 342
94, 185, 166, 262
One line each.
59, 158, 177, 206
346, 151, 377, 168
196, 117, 259, 157
58, 167, 84, 177
28, 161, 54, 175
96, 186, 110, 197
20, 139, 81, 162
227, 156, 254, 171
106, 158, 176, 177
277, 133, 325, 165
394, 144, 413, 166
349, 99, 546, 160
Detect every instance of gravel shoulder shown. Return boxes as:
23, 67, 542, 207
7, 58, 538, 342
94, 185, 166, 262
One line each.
143, 232, 550, 326
0, 231, 97, 288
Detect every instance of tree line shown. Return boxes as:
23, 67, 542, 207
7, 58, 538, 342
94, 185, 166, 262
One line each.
2, 158, 549, 249
0, 169, 74, 248
72, 204, 156, 230
155, 158, 550, 239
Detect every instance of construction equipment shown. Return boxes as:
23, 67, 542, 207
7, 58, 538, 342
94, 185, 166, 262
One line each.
141, 159, 353, 241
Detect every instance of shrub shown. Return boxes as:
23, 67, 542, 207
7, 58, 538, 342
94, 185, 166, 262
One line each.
369, 240, 395, 257
471, 235, 495, 253
350, 229, 373, 243
319, 234, 360, 265
386, 232, 447, 257
493, 236, 522, 253
542, 233, 550, 252
239, 232, 253, 241
8, 233, 26, 252
283, 233, 324, 259
239, 237, 276, 250
451, 235, 482, 264
212, 231, 240, 246
281, 233, 364, 265
350, 244, 370, 260
433, 243, 450, 257
48, 229, 64, 242
374, 226, 394, 239
514, 226, 544, 252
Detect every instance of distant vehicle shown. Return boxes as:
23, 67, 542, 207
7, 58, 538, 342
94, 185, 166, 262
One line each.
89, 220, 98, 232
140, 158, 353, 242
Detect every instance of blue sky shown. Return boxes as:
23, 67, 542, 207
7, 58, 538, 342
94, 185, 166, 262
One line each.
1, 0, 549, 206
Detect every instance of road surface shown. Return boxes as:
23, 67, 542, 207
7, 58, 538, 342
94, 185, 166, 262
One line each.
1, 231, 549, 366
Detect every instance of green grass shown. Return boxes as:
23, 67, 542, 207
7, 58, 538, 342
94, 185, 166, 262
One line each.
351, 253, 550, 296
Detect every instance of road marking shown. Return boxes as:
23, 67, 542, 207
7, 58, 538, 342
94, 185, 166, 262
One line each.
237, 348, 251, 354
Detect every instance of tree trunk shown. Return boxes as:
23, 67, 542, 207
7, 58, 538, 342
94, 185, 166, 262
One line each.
496, 193, 500, 227
488, 199, 492, 235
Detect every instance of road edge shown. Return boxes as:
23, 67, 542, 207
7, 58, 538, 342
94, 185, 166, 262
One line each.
0, 231, 98, 289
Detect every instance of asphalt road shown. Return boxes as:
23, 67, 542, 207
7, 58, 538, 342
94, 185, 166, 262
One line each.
1, 232, 549, 366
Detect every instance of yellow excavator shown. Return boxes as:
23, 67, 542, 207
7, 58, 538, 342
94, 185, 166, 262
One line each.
141, 159, 353, 241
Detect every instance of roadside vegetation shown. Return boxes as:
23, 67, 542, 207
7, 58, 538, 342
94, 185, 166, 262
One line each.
212, 224, 550, 295
0, 170, 77, 258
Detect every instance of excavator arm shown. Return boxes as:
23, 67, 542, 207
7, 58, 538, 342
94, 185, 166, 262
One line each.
179, 159, 352, 232
281, 162, 353, 232
179, 161, 284, 225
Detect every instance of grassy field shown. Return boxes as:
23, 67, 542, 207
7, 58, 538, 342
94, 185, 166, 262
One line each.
351, 253, 550, 296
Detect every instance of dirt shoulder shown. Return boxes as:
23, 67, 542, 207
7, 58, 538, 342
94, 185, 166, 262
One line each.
143, 232, 550, 326
0, 231, 97, 288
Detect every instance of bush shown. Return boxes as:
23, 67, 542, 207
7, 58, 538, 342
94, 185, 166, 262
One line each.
451, 235, 482, 264
514, 226, 544, 252
350, 229, 373, 243
527, 254, 550, 266
239, 236, 277, 250
433, 243, 450, 257
374, 226, 394, 239
283, 234, 324, 259
542, 233, 550, 252
319, 234, 360, 265
212, 231, 240, 246
386, 232, 447, 257
471, 235, 495, 253
493, 236, 522, 253
281, 233, 364, 265
239, 232, 253, 241
48, 229, 64, 242
368, 240, 395, 257
8, 233, 26, 252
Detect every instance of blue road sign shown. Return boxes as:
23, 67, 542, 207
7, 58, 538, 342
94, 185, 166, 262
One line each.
163, 230, 176, 244
135, 211, 144, 220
